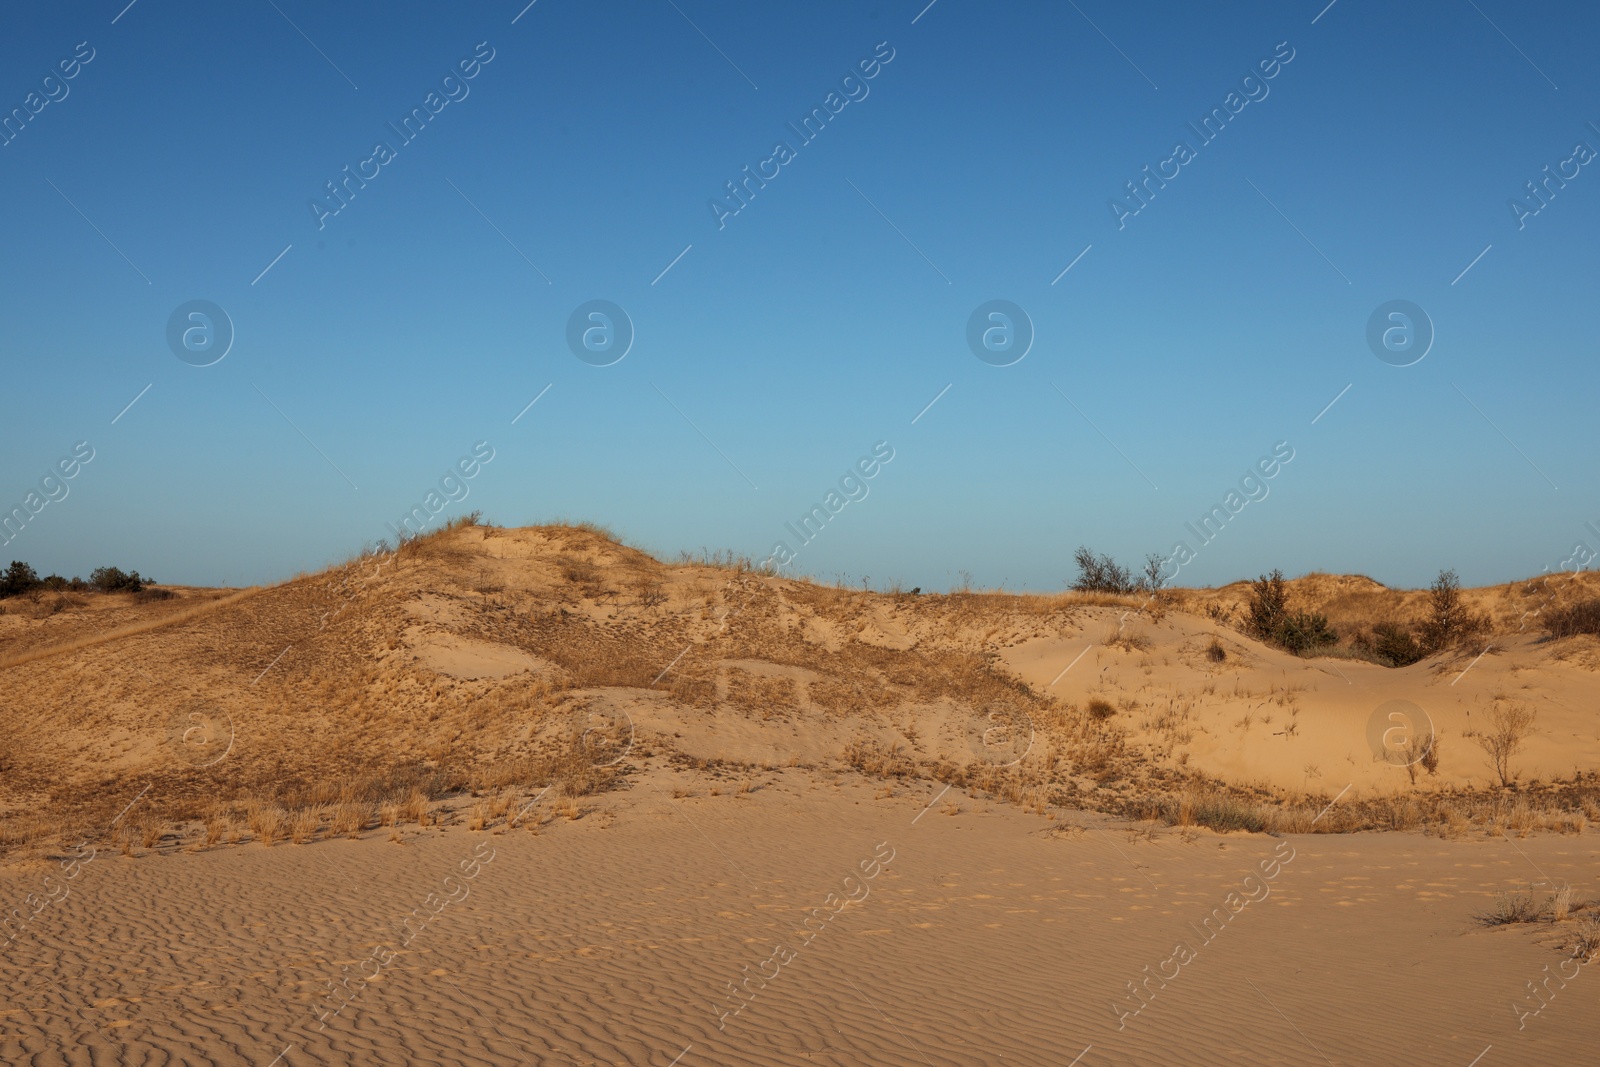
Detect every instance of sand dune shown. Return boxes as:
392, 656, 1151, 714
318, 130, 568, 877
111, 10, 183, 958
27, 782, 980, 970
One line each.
3, 522, 1599, 1064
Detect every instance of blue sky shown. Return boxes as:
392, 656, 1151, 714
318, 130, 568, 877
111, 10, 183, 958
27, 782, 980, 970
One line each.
2, 0, 1597, 591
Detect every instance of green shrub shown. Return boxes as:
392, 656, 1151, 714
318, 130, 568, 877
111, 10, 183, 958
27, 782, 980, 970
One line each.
89, 566, 147, 593
0, 561, 42, 598
1246, 569, 1291, 640
1274, 611, 1337, 655
1419, 569, 1484, 652
1245, 570, 1335, 654
1369, 622, 1425, 666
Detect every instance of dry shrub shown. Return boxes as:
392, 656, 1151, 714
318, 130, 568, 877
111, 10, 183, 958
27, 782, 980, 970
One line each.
1264, 805, 1322, 834
1378, 794, 1421, 831
1160, 790, 1268, 834
1434, 804, 1472, 839
1574, 916, 1600, 961
810, 676, 896, 715
842, 736, 916, 777
1205, 637, 1226, 663
1086, 698, 1117, 722
1483, 887, 1546, 925
1102, 624, 1150, 652
1545, 599, 1600, 639
724, 669, 798, 720
1469, 702, 1537, 787
667, 672, 717, 707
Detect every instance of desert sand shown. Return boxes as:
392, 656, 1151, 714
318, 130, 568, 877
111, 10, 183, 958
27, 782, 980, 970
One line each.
3, 522, 1598, 1065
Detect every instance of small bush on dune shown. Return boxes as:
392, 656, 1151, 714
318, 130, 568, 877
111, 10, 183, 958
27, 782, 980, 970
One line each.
1085, 698, 1117, 721
1245, 569, 1337, 655
1246, 569, 1291, 639
1545, 598, 1600, 639
1071, 547, 1136, 595
1419, 569, 1486, 652
1481, 885, 1550, 926
1364, 622, 1425, 666
1274, 611, 1338, 655
1469, 702, 1537, 787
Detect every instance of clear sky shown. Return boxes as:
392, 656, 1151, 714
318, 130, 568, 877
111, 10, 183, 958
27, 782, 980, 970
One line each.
2, 0, 1597, 592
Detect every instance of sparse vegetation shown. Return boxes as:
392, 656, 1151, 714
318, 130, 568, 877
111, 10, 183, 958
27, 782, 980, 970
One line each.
1072, 547, 1136, 595
1419, 569, 1485, 653
1482, 886, 1546, 926
1161, 790, 1268, 834
1545, 599, 1600, 640
2, 521, 1597, 864
1365, 621, 1426, 667
1402, 731, 1442, 785
1245, 569, 1337, 655
1469, 702, 1538, 787
1574, 915, 1600, 960
1085, 698, 1117, 721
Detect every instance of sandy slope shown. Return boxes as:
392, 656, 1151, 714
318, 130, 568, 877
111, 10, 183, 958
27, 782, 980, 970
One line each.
5, 524, 1598, 836
1000, 619, 1600, 793
5, 525, 1600, 1065
3, 771, 1597, 1066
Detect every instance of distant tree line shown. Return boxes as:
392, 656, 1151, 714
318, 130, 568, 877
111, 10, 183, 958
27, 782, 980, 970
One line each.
0, 560, 150, 598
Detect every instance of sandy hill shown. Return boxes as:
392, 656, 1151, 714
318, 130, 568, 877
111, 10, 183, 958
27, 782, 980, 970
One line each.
3, 521, 1599, 859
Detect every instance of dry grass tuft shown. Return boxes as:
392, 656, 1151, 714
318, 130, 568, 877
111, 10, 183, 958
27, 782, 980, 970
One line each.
402, 789, 430, 827
1552, 883, 1573, 922
248, 804, 286, 847
1160, 790, 1269, 834
204, 811, 230, 848
289, 806, 321, 845
329, 801, 369, 838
